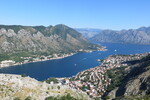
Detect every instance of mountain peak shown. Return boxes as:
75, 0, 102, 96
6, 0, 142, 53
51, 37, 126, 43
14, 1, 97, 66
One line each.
0, 24, 101, 55
91, 26, 150, 45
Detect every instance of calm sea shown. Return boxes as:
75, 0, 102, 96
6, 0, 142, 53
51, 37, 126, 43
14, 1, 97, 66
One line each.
0, 43, 150, 81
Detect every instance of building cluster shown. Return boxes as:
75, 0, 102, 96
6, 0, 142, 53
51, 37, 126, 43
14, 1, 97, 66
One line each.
101, 53, 149, 69
21, 53, 74, 64
0, 60, 15, 68
69, 66, 111, 97
68, 53, 150, 98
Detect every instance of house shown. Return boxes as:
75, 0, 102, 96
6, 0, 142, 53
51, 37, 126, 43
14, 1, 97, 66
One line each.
0, 60, 15, 67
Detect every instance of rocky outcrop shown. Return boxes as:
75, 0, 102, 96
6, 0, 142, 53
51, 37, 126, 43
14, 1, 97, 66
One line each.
0, 74, 91, 100
0, 24, 100, 54
91, 26, 150, 45
107, 54, 150, 99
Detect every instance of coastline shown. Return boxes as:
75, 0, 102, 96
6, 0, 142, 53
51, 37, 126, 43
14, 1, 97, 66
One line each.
0, 53, 75, 69
67, 52, 150, 98
1, 43, 150, 99
0, 46, 108, 69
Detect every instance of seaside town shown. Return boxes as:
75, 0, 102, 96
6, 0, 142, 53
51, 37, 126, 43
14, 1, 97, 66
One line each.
1, 47, 148, 99
33, 52, 150, 99
66, 52, 150, 98
0, 52, 150, 99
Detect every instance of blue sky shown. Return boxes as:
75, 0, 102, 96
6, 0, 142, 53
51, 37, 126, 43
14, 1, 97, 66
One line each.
0, 0, 150, 30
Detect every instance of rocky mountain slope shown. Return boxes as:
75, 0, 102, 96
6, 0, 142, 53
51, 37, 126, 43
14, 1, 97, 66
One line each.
0, 24, 100, 55
107, 54, 150, 99
91, 26, 150, 45
0, 74, 91, 100
75, 28, 101, 39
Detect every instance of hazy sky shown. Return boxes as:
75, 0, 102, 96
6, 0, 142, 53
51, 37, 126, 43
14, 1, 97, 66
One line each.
0, 0, 150, 30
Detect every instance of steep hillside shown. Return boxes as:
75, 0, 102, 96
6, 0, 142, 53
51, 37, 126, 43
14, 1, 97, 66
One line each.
0, 24, 100, 54
0, 74, 91, 100
67, 52, 150, 99
91, 26, 150, 45
107, 54, 150, 99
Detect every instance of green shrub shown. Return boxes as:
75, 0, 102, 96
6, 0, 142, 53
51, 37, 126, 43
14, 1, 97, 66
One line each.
45, 77, 58, 84
14, 97, 21, 100
104, 96, 110, 100
21, 74, 27, 77
45, 93, 78, 100
25, 96, 32, 100
57, 86, 60, 90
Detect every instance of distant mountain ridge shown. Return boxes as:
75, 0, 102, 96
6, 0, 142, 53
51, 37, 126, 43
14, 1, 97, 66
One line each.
91, 26, 150, 45
0, 24, 100, 55
75, 28, 101, 39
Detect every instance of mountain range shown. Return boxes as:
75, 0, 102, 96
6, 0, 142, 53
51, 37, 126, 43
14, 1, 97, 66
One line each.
0, 24, 100, 55
90, 26, 150, 45
75, 28, 101, 39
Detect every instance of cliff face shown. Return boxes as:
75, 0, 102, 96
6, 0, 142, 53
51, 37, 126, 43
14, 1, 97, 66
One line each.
0, 74, 91, 100
108, 55, 150, 99
91, 26, 150, 45
0, 24, 99, 54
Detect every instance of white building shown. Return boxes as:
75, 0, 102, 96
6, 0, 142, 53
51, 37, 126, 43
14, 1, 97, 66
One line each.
0, 60, 15, 68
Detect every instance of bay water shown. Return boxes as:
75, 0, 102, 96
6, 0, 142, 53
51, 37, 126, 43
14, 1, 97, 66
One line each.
0, 43, 150, 81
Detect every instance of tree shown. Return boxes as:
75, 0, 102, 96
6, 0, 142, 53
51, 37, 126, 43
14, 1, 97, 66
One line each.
25, 96, 32, 100
21, 74, 27, 77
45, 77, 58, 84
57, 86, 60, 90
14, 97, 21, 100
104, 96, 110, 100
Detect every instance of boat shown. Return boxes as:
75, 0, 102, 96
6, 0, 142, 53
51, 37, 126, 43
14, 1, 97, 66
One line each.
97, 59, 101, 61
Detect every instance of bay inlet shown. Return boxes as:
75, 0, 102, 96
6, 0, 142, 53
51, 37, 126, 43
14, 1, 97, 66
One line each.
0, 43, 150, 81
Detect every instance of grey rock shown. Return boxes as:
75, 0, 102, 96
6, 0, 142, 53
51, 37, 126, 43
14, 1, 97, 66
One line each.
0, 24, 100, 54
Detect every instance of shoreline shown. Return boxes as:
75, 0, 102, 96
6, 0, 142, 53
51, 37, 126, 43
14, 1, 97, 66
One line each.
0, 53, 76, 69
0, 47, 108, 69
67, 52, 150, 98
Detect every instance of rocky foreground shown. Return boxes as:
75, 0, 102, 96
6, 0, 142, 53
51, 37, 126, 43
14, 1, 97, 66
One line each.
0, 74, 91, 100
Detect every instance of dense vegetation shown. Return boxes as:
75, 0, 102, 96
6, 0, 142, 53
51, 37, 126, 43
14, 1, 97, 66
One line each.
45, 93, 79, 100
13, 96, 32, 100
45, 77, 58, 84
105, 66, 128, 92
0, 52, 53, 62
114, 95, 150, 100
104, 55, 150, 92
104, 54, 150, 99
